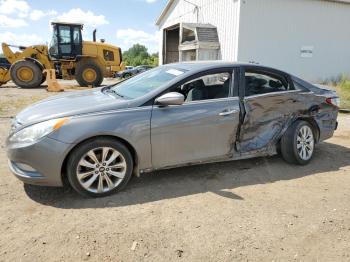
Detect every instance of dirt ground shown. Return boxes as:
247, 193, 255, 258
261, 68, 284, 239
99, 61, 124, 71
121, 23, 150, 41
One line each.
0, 82, 350, 262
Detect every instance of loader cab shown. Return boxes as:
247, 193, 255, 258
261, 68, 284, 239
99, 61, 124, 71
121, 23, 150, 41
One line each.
49, 22, 83, 60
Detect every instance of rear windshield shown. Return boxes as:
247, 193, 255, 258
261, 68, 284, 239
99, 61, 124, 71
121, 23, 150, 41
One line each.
111, 67, 186, 99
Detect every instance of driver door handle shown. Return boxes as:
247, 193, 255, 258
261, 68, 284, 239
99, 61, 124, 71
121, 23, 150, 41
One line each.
219, 109, 237, 116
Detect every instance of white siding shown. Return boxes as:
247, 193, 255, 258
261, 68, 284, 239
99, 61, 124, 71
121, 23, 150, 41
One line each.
158, 0, 241, 65
238, 0, 350, 81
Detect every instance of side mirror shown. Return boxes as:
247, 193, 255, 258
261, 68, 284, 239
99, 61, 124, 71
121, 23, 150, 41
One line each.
155, 92, 185, 106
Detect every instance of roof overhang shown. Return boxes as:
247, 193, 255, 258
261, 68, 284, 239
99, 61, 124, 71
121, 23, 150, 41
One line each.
155, 0, 350, 26
155, 0, 175, 26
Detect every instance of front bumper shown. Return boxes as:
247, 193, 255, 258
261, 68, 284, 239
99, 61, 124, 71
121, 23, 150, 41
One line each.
6, 137, 73, 187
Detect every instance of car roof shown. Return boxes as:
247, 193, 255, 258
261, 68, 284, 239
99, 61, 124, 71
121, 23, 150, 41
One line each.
165, 61, 290, 76
167, 61, 246, 69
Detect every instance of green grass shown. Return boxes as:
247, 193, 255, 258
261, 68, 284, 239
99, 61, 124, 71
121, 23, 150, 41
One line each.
321, 75, 350, 110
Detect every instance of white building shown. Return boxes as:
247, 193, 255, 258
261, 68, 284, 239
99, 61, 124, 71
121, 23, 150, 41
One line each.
155, 0, 350, 81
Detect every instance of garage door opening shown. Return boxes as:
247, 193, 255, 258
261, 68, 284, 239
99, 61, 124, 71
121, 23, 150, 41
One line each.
163, 25, 180, 64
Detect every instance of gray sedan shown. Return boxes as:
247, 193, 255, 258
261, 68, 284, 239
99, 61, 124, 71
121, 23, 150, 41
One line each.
6, 62, 339, 197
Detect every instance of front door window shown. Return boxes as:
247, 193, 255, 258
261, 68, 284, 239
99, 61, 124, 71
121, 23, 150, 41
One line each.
179, 72, 232, 102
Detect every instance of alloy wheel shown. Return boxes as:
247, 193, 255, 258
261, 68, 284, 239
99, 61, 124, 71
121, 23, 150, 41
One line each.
296, 125, 314, 161
76, 147, 127, 193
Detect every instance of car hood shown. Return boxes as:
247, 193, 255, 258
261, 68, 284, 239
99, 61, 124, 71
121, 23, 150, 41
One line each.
16, 88, 130, 126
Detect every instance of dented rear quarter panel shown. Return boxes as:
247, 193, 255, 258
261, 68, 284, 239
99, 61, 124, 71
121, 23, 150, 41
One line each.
239, 86, 338, 154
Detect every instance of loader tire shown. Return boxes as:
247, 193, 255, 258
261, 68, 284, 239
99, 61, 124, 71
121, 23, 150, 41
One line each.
10, 60, 43, 88
76, 62, 103, 87
40, 75, 46, 85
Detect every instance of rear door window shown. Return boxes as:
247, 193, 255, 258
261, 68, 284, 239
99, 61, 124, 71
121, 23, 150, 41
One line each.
244, 71, 291, 97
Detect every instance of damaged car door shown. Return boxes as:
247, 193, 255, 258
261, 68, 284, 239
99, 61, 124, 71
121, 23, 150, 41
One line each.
151, 69, 241, 169
238, 67, 303, 154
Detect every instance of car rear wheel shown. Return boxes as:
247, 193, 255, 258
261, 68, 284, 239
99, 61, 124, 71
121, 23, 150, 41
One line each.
67, 138, 133, 197
281, 120, 315, 165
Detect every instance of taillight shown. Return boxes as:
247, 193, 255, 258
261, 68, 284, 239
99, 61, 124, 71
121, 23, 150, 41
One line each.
326, 97, 340, 107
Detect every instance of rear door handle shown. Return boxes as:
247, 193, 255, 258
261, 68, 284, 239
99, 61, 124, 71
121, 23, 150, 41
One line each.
219, 110, 237, 116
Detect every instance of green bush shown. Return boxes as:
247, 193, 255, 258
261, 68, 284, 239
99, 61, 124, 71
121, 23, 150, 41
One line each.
337, 78, 350, 110
322, 74, 350, 109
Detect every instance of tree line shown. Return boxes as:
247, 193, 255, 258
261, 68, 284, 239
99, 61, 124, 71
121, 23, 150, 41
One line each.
122, 44, 158, 67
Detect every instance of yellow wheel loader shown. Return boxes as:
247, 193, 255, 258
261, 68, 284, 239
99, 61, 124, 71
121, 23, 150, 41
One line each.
0, 22, 125, 88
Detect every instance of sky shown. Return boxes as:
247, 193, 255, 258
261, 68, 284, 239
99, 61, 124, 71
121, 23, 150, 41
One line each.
0, 0, 168, 54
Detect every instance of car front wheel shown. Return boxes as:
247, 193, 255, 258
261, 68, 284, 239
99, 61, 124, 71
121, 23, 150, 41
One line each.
67, 138, 133, 197
281, 120, 315, 165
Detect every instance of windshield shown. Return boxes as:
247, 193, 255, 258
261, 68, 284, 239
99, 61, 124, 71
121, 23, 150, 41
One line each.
111, 67, 186, 99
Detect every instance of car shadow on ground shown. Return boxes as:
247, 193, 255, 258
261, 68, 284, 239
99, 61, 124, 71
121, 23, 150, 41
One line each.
24, 142, 350, 209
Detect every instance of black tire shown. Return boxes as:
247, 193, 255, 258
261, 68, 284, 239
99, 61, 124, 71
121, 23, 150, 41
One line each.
123, 73, 131, 78
10, 60, 43, 88
281, 120, 315, 165
66, 138, 133, 197
75, 61, 103, 87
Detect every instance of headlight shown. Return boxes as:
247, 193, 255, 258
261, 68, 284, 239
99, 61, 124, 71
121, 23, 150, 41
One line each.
9, 118, 69, 145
